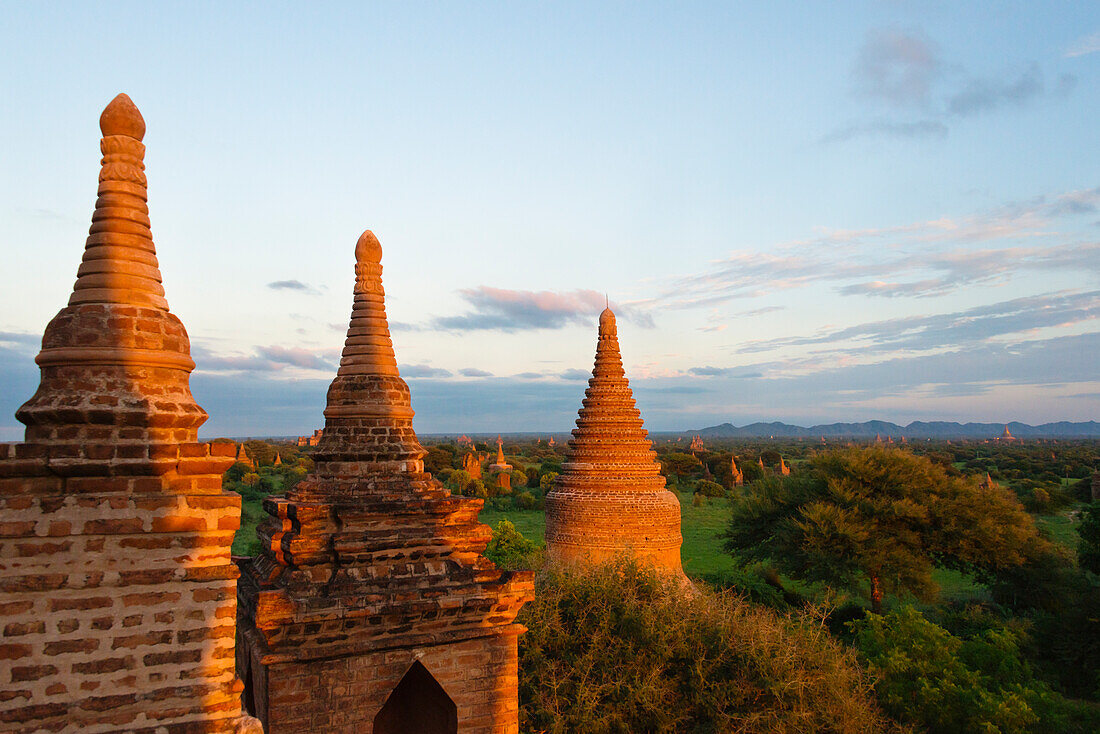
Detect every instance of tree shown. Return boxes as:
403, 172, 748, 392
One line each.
851, 606, 1098, 733
1078, 503, 1100, 576
724, 447, 1045, 612
484, 520, 538, 569
659, 452, 702, 479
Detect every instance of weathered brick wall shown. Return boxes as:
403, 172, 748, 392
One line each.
0, 441, 244, 732
248, 632, 521, 733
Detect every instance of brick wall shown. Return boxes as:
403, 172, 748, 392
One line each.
0, 440, 245, 733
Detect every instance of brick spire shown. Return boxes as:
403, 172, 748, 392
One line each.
304, 230, 426, 483
16, 93, 206, 450
238, 231, 534, 731
546, 307, 685, 576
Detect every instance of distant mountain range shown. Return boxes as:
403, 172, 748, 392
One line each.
693, 421, 1100, 439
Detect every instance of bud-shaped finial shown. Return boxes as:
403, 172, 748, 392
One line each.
599, 306, 617, 337
99, 93, 146, 141
356, 230, 383, 265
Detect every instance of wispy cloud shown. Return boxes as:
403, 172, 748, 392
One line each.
855, 28, 940, 108
643, 188, 1100, 309
733, 290, 1099, 357
828, 27, 1076, 143
428, 287, 654, 332
267, 279, 322, 295
560, 368, 591, 380
1065, 30, 1100, 58
193, 344, 336, 374
402, 363, 452, 378
459, 367, 494, 377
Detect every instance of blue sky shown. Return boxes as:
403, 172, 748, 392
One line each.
1, 2, 1098, 438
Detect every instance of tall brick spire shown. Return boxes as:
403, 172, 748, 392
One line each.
237, 232, 533, 732
304, 229, 425, 481
546, 307, 685, 576
0, 94, 247, 733
16, 93, 206, 450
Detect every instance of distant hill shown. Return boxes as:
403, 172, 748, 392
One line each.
694, 420, 1100, 439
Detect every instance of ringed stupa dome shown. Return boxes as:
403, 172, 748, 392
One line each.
545, 307, 685, 577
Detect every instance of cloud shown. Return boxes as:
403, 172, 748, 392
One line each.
855, 29, 940, 108
256, 346, 334, 371
821, 119, 948, 144
193, 344, 335, 374
429, 287, 654, 332
401, 364, 453, 378
1065, 30, 1100, 58
560, 368, 591, 380
733, 290, 1099, 357
688, 367, 764, 378
643, 189, 1100, 309
267, 280, 321, 295
459, 367, 494, 378
947, 63, 1045, 116
0, 331, 40, 352
831, 28, 1076, 144
514, 371, 549, 380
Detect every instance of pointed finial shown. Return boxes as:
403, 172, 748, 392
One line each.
99, 93, 145, 141
598, 304, 616, 336
356, 230, 382, 265
605, 293, 609, 308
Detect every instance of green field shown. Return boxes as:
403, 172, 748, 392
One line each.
479, 497, 1085, 603
480, 492, 740, 578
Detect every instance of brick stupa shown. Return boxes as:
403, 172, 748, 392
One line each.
545, 307, 685, 577
0, 94, 249, 732
235, 231, 534, 733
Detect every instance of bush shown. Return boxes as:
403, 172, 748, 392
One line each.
695, 479, 726, 498
484, 520, 539, 570
852, 605, 1100, 733
540, 472, 559, 491
519, 559, 898, 733
514, 490, 539, 510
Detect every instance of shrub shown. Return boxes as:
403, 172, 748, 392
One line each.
539, 472, 559, 491
695, 479, 726, 498
519, 559, 899, 733
852, 605, 1100, 733
514, 490, 539, 510
484, 520, 539, 570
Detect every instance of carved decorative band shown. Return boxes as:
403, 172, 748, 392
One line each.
36, 346, 195, 370
322, 404, 416, 418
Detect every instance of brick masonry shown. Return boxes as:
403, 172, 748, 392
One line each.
545, 307, 686, 578
236, 231, 533, 732
0, 94, 252, 733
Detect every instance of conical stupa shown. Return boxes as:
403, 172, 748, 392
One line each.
1, 94, 247, 732
236, 231, 533, 732
545, 307, 685, 576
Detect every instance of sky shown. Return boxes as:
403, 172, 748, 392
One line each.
1, 1, 1098, 438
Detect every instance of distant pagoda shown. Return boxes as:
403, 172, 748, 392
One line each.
235, 231, 533, 731
545, 307, 685, 577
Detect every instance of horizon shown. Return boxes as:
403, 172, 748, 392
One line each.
2, 2, 1098, 438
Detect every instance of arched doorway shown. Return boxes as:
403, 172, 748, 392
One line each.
373, 661, 457, 734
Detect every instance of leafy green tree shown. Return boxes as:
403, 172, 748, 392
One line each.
659, 452, 702, 479
539, 472, 558, 491
423, 445, 454, 474
724, 447, 1044, 611
241, 472, 261, 487
1078, 503, 1100, 576
484, 520, 538, 569
447, 469, 473, 494
695, 479, 725, 498
852, 606, 1099, 733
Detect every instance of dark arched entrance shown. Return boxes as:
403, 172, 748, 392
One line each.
373, 661, 458, 734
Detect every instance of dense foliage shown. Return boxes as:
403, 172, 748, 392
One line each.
724, 447, 1046, 610
518, 560, 900, 734
852, 606, 1100, 733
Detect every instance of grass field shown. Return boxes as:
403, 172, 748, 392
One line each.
480, 492, 740, 577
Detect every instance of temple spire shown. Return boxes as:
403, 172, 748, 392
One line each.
305, 230, 424, 481
70, 93, 167, 310
545, 307, 685, 576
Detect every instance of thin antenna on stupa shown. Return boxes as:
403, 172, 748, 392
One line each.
605, 293, 609, 308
